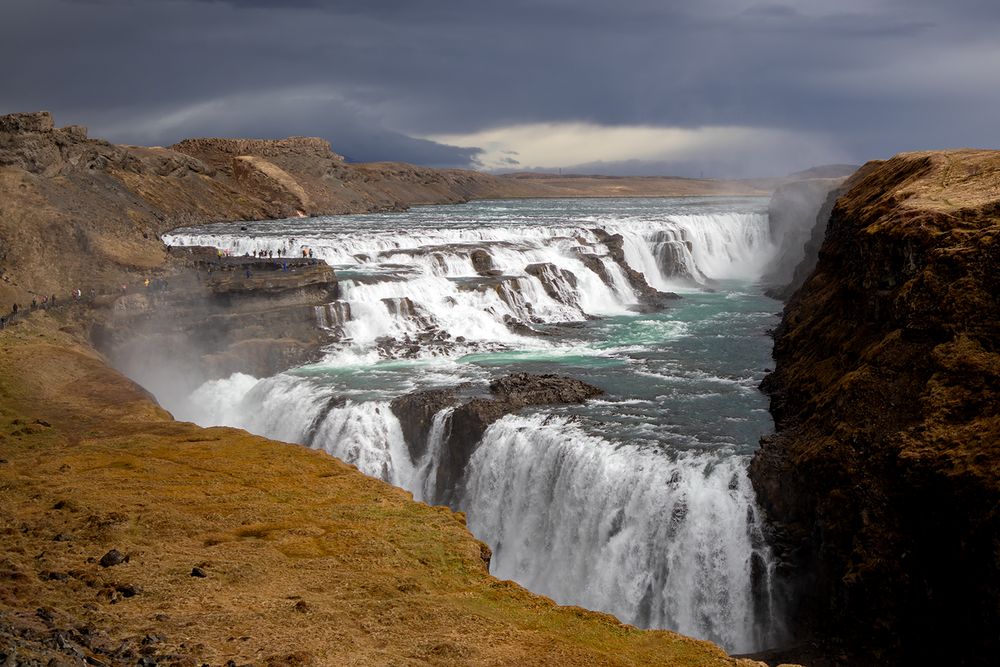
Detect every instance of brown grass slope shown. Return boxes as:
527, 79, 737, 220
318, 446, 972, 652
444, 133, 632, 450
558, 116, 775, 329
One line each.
751, 150, 1000, 665
0, 316, 766, 666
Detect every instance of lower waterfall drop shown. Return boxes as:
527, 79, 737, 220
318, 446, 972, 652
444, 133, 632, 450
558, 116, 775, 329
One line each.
460, 413, 779, 654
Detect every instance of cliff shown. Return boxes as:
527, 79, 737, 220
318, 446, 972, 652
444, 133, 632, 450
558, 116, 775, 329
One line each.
90, 250, 340, 403
0, 316, 769, 667
751, 150, 1000, 665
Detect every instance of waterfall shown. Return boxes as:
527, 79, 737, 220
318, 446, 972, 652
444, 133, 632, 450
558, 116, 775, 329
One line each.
411, 407, 454, 504
461, 413, 779, 654
158, 199, 784, 654
174, 371, 781, 653
176, 374, 414, 487
165, 211, 776, 361
309, 401, 415, 488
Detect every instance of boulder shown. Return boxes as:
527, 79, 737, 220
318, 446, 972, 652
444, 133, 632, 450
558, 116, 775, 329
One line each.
470, 249, 496, 276
0, 111, 54, 134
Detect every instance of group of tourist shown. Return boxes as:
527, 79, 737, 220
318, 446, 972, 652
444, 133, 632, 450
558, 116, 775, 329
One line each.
0, 276, 171, 331
246, 246, 314, 259
2, 294, 58, 329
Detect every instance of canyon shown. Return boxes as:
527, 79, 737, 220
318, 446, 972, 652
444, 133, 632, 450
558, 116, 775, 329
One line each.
2, 110, 998, 667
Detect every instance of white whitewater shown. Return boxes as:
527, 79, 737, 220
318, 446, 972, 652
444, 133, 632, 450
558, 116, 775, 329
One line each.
165, 211, 777, 359
180, 373, 415, 488
411, 407, 454, 504
162, 200, 785, 654
463, 414, 778, 653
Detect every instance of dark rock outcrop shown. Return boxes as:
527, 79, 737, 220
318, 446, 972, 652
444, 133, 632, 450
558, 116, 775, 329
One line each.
648, 230, 697, 282
391, 373, 603, 505
751, 150, 1000, 665
470, 248, 498, 276
0, 110, 55, 134
390, 389, 459, 462
525, 262, 581, 309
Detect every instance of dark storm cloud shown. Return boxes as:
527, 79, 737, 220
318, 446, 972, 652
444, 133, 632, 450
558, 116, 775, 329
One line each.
1, 0, 998, 174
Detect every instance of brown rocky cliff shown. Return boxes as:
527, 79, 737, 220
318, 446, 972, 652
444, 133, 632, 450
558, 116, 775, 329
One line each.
751, 150, 1000, 665
0, 112, 545, 309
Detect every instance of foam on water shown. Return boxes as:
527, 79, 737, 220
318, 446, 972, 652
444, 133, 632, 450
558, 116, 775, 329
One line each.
463, 413, 780, 653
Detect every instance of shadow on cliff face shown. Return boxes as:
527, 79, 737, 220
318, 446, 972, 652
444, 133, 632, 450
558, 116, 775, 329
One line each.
751, 151, 1000, 666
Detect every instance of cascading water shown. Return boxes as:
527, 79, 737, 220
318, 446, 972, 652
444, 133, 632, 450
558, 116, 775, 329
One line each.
412, 407, 454, 504
463, 414, 777, 653
161, 197, 786, 653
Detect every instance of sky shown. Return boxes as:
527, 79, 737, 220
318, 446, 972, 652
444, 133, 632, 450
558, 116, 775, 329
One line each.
2, 0, 998, 177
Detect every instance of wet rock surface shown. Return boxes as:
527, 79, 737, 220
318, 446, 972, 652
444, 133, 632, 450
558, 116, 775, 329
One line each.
391, 373, 603, 506
525, 262, 581, 309
390, 389, 459, 461
584, 229, 681, 309
470, 248, 498, 276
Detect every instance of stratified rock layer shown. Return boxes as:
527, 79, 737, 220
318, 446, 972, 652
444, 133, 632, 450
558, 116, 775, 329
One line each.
92, 249, 339, 390
751, 150, 1000, 665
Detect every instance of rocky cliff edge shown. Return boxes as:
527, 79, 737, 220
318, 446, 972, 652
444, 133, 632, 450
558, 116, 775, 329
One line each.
751, 150, 1000, 665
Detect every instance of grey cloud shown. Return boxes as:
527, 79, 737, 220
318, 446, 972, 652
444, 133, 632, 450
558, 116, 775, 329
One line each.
1, 0, 998, 175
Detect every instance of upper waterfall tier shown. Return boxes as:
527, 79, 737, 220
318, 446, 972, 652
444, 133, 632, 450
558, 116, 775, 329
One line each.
165, 197, 774, 361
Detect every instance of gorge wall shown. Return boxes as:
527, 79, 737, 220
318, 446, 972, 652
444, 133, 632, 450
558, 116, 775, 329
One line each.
751, 150, 1000, 665
763, 178, 846, 300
